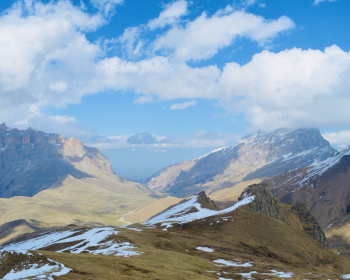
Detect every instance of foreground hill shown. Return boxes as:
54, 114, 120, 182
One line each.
0, 124, 159, 244
146, 128, 336, 197
1, 184, 349, 279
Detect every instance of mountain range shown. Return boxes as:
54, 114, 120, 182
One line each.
145, 128, 336, 197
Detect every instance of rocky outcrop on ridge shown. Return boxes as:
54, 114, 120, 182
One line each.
238, 183, 287, 223
197, 190, 219, 210
239, 183, 328, 247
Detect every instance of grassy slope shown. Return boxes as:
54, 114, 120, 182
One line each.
0, 165, 158, 244
124, 196, 184, 223
24, 207, 350, 280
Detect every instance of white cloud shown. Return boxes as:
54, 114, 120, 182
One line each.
147, 0, 188, 30
49, 81, 68, 92
90, 0, 123, 16
1, 0, 348, 140
0, 0, 103, 130
322, 131, 350, 150
313, 0, 337, 5
95, 56, 220, 100
218, 45, 350, 130
169, 100, 197, 110
153, 9, 294, 61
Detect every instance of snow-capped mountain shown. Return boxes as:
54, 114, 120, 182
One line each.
146, 128, 336, 197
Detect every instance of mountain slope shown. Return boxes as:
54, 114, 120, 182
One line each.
0, 124, 159, 244
266, 147, 350, 228
1, 184, 350, 279
146, 128, 336, 197
264, 147, 350, 254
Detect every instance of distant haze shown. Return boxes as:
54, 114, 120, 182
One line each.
102, 147, 215, 180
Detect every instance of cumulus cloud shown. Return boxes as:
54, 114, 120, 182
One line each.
95, 56, 220, 100
169, 100, 197, 110
152, 10, 295, 61
218, 45, 350, 130
322, 131, 350, 150
0, 0, 104, 132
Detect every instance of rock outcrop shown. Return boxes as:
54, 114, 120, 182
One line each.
197, 191, 219, 210
238, 183, 287, 223
291, 203, 329, 248
239, 183, 328, 247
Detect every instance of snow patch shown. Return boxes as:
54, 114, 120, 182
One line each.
145, 195, 254, 225
1, 227, 142, 257
214, 259, 253, 267
3, 256, 70, 280
196, 246, 214, 252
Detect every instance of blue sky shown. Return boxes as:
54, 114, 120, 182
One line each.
0, 0, 349, 179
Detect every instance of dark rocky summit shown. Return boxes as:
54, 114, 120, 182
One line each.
197, 190, 219, 210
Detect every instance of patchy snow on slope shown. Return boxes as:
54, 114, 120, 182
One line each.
194, 146, 230, 161
145, 195, 254, 225
264, 270, 294, 278
1, 227, 142, 257
214, 259, 253, 267
2, 254, 70, 280
300, 147, 350, 185
196, 246, 214, 252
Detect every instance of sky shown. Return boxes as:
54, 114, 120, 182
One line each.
0, 0, 350, 179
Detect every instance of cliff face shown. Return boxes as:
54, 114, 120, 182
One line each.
0, 124, 114, 198
239, 183, 328, 247
291, 203, 329, 248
